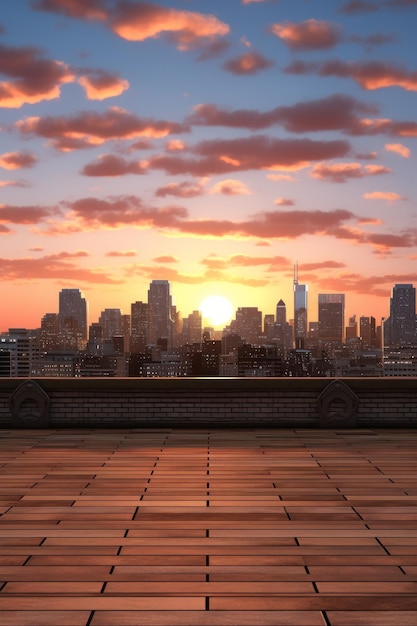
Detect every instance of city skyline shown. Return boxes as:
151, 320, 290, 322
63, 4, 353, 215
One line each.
1, 278, 414, 336
1, 1, 417, 330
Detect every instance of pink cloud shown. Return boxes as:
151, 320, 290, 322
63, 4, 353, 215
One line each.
77, 69, 129, 100
301, 260, 347, 271
311, 162, 391, 183
0, 179, 30, 188
0, 203, 54, 226
267, 173, 296, 181
148, 135, 350, 176
285, 59, 417, 92
52, 196, 189, 233
166, 139, 187, 151
153, 255, 178, 263
201, 254, 289, 271
32, 0, 108, 20
34, 0, 232, 54
340, 1, 380, 13
223, 51, 274, 75
0, 151, 37, 170
81, 155, 146, 176
155, 181, 205, 198
16, 107, 189, 151
0, 43, 74, 108
275, 198, 295, 206
385, 143, 411, 158
187, 94, 380, 135
363, 191, 406, 201
108, 2, 230, 50
209, 179, 251, 195
270, 19, 342, 50
0, 251, 120, 283
106, 250, 137, 257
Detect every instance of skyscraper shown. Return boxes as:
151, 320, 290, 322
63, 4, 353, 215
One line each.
98, 308, 123, 340
293, 264, 308, 348
130, 301, 149, 353
59, 289, 87, 340
233, 307, 262, 345
360, 316, 377, 348
387, 283, 416, 345
318, 294, 345, 344
147, 280, 174, 348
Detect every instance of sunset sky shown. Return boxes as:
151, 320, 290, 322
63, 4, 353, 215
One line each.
1, 0, 417, 331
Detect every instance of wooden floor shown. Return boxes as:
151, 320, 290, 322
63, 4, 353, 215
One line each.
0, 428, 416, 625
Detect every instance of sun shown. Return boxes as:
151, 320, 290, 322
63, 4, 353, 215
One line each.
199, 295, 234, 327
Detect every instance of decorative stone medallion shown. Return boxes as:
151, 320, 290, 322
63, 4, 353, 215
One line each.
9, 381, 50, 428
318, 380, 359, 428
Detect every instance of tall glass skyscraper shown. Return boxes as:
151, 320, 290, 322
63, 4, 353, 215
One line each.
293, 264, 308, 348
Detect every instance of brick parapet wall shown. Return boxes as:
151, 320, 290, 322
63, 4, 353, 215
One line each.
0, 377, 416, 429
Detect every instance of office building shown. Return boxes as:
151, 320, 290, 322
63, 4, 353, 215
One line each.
360, 316, 377, 349
59, 289, 87, 342
98, 309, 123, 341
233, 307, 262, 345
182, 310, 202, 346
318, 294, 345, 345
386, 283, 416, 346
130, 301, 149, 353
147, 280, 174, 349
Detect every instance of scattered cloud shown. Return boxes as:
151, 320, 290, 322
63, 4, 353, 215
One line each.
1, 192, 414, 255
270, 19, 342, 50
385, 142, 411, 158
148, 135, 351, 176
166, 139, 187, 152
363, 191, 406, 201
187, 94, 411, 137
201, 254, 289, 271
33, 0, 230, 51
311, 162, 391, 183
301, 260, 347, 271
209, 179, 251, 195
155, 181, 205, 198
0, 251, 121, 283
81, 154, 147, 176
223, 51, 274, 75
275, 198, 295, 206
285, 58, 417, 92
0, 203, 54, 229
106, 250, 137, 257
77, 69, 129, 100
0, 151, 37, 170
340, 1, 380, 14
15, 107, 189, 151
108, 2, 230, 50
31, 0, 108, 20
267, 173, 296, 182
49, 195, 189, 234
0, 179, 30, 188
0, 43, 74, 108
153, 255, 178, 263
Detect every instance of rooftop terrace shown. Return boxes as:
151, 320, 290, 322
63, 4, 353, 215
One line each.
0, 427, 416, 625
